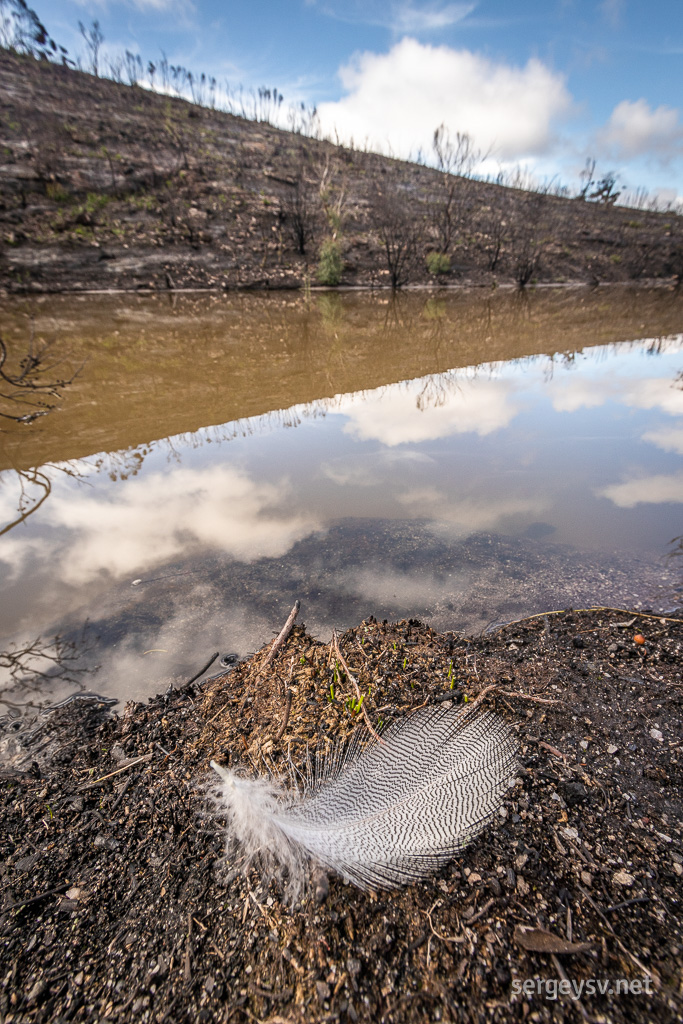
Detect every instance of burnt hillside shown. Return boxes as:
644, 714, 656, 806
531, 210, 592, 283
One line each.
0, 50, 681, 293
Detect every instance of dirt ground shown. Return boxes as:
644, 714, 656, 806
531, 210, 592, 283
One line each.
1, 605, 682, 1024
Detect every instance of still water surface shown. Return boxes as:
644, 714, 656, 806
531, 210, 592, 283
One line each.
1, 287, 682, 727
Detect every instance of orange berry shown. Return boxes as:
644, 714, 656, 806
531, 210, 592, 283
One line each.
634, 634, 645, 645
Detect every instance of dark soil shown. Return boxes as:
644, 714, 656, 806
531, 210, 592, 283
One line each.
1, 606, 682, 1023
1, 51, 682, 294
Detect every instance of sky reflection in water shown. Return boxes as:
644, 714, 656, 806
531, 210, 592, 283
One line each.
1, 309, 682, 718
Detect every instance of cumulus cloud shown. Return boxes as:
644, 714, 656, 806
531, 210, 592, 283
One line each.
316, 38, 573, 161
338, 375, 522, 445
601, 99, 683, 163
598, 472, 683, 508
546, 350, 683, 417
3, 463, 318, 587
642, 427, 683, 455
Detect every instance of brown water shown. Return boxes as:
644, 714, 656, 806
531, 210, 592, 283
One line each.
1, 286, 682, 737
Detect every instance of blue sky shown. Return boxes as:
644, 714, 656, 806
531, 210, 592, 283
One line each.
29, 0, 683, 202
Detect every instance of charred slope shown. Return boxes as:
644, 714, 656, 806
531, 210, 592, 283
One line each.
0, 50, 681, 292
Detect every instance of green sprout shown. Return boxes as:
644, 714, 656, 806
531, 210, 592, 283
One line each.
346, 694, 365, 715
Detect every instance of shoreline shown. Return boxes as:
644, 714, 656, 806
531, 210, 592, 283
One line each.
2, 606, 681, 1023
2, 278, 681, 298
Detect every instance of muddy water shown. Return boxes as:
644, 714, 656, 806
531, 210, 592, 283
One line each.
1, 287, 682, 734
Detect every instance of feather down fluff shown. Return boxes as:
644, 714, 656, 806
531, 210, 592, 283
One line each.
211, 703, 518, 894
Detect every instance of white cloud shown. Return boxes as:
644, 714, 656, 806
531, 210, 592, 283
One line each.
398, 488, 545, 533
601, 99, 683, 163
598, 472, 683, 508
316, 38, 573, 161
642, 427, 683, 454
621, 378, 683, 417
392, 2, 476, 32
338, 375, 522, 445
312, 1, 475, 31
548, 361, 683, 417
3, 463, 318, 586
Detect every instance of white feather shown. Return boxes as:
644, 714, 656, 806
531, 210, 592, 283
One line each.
211, 703, 518, 895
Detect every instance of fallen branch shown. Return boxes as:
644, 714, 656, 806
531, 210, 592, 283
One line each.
489, 606, 683, 634
464, 685, 563, 712
273, 688, 293, 743
79, 752, 153, 788
258, 600, 300, 678
182, 651, 219, 689
425, 899, 465, 944
3, 883, 71, 913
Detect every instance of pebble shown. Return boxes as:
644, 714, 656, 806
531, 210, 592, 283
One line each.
612, 870, 635, 887
650, 728, 664, 742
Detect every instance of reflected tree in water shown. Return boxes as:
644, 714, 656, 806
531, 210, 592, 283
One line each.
0, 461, 83, 536
0, 330, 82, 424
0, 625, 96, 698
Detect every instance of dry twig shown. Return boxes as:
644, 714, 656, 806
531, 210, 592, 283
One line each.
332, 630, 381, 742
258, 600, 300, 678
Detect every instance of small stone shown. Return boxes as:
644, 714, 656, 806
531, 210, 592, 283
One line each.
468, 872, 482, 884
26, 979, 46, 1003
607, 744, 618, 755
580, 871, 593, 886
516, 876, 530, 896
316, 981, 331, 1003
65, 887, 81, 901
74, 972, 84, 986
346, 957, 361, 978
612, 870, 635, 887
579, 740, 589, 750
673, 862, 683, 877
489, 876, 502, 897
94, 835, 120, 850
650, 728, 664, 742
562, 826, 580, 842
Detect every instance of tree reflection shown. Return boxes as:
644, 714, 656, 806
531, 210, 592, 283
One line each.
0, 461, 84, 536
0, 624, 96, 699
0, 330, 81, 424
